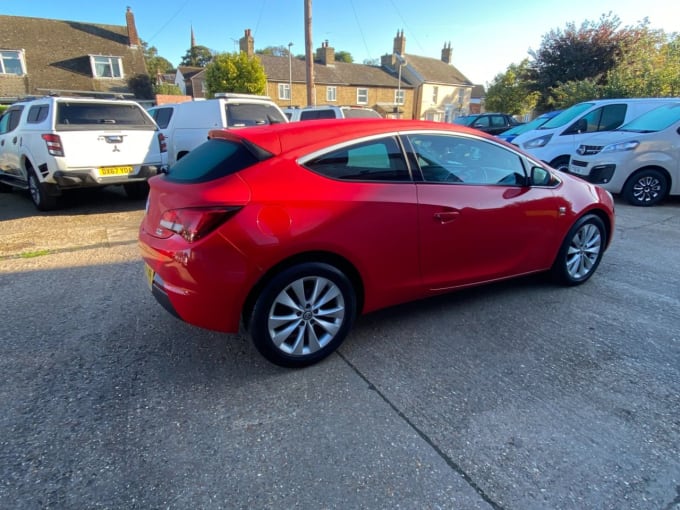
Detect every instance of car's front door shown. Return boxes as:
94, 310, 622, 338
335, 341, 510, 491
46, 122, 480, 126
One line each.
405, 133, 565, 290
0, 107, 24, 175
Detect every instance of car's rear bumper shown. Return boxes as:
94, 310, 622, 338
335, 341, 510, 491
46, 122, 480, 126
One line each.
52, 164, 161, 188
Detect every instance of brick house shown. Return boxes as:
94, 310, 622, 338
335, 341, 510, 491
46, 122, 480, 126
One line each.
381, 31, 474, 121
0, 8, 148, 104
237, 29, 415, 119
174, 66, 206, 98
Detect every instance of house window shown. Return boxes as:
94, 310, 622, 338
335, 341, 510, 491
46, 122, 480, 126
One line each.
90, 55, 123, 78
432, 86, 439, 104
327, 86, 337, 102
357, 88, 368, 105
0, 50, 26, 75
278, 83, 291, 100
394, 89, 405, 105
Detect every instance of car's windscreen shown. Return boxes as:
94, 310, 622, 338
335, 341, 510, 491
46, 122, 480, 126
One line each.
539, 102, 595, 129
452, 116, 477, 126
503, 115, 551, 136
55, 103, 156, 130
342, 108, 381, 119
165, 139, 260, 183
618, 103, 680, 133
225, 104, 287, 127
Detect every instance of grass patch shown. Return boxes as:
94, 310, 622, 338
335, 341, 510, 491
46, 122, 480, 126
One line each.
19, 249, 51, 258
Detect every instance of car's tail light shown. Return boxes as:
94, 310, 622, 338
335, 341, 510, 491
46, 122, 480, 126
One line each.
157, 206, 241, 242
41, 134, 64, 157
158, 133, 167, 153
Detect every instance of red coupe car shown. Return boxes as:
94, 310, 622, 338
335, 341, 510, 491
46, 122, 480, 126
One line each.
139, 119, 615, 367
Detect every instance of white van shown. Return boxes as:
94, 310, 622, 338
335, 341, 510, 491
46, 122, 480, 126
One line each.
148, 94, 287, 166
511, 98, 679, 172
568, 101, 680, 206
284, 105, 381, 122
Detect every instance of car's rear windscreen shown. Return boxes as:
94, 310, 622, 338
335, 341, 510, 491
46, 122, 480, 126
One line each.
225, 104, 287, 127
55, 103, 156, 130
164, 139, 261, 183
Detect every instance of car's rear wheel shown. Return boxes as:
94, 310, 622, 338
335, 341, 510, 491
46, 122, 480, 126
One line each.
249, 262, 357, 368
622, 168, 668, 206
123, 181, 150, 200
551, 214, 606, 286
28, 166, 58, 211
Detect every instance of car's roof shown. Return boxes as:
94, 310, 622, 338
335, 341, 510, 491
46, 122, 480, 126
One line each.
209, 118, 488, 156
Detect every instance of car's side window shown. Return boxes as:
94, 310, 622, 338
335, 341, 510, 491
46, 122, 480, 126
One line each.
0, 107, 24, 134
151, 107, 173, 129
408, 134, 527, 186
304, 137, 411, 182
472, 116, 490, 128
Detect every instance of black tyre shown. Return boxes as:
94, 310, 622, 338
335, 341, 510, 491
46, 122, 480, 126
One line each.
0, 182, 12, 193
249, 263, 357, 368
124, 181, 150, 200
27, 166, 58, 211
622, 168, 668, 207
551, 214, 606, 286
550, 156, 570, 173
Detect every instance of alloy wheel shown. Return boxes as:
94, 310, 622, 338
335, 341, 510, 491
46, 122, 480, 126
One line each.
565, 223, 602, 280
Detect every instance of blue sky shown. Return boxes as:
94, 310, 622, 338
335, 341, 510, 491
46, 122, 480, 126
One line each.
3, 1, 679, 85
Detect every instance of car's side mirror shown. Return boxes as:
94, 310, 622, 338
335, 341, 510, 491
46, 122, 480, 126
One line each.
531, 166, 553, 186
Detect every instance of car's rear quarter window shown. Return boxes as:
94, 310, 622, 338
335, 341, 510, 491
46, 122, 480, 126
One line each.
165, 139, 260, 183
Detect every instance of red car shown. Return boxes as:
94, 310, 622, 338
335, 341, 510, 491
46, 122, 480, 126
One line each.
139, 119, 615, 367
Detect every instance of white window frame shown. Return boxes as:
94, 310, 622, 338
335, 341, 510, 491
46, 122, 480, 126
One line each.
0, 50, 26, 75
357, 88, 368, 105
278, 83, 291, 100
432, 86, 439, 104
394, 89, 405, 105
327, 86, 337, 102
90, 55, 124, 79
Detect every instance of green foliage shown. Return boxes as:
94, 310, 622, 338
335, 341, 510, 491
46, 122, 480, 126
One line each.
142, 41, 173, 78
335, 51, 353, 63
484, 60, 540, 115
153, 83, 182, 96
547, 79, 604, 108
204, 52, 267, 97
180, 45, 214, 67
256, 46, 291, 57
127, 73, 154, 99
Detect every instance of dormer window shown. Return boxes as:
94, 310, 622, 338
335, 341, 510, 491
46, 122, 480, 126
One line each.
90, 55, 124, 79
0, 50, 26, 75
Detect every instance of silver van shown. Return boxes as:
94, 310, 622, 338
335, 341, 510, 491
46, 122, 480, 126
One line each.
512, 98, 679, 172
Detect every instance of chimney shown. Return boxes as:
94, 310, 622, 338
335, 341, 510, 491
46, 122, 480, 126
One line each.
393, 29, 406, 56
316, 40, 335, 66
239, 28, 254, 57
441, 42, 452, 64
125, 7, 140, 48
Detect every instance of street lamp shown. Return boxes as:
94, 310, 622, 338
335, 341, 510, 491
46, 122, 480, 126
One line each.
288, 42, 293, 106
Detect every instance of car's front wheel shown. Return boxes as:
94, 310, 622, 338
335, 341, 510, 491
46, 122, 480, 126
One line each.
622, 168, 668, 206
249, 263, 357, 368
552, 214, 606, 286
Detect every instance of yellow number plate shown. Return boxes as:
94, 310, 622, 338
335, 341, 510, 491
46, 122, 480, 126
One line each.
144, 264, 154, 290
99, 166, 134, 176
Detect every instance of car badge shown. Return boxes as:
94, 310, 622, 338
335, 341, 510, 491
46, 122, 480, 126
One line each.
112, 145, 120, 152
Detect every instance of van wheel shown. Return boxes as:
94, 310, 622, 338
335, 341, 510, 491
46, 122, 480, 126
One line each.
123, 181, 150, 200
28, 167, 58, 211
622, 169, 667, 206
550, 156, 570, 173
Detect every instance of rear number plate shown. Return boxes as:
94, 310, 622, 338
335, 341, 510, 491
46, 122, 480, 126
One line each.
99, 166, 133, 176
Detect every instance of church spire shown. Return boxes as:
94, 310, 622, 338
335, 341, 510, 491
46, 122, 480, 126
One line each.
191, 25, 196, 49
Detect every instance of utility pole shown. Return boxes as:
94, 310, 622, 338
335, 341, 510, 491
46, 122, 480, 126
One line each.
304, 0, 315, 106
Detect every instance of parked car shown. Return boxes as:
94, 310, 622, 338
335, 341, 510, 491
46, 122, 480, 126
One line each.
139, 118, 615, 367
568, 101, 680, 206
511, 98, 678, 172
147, 94, 287, 166
453, 113, 522, 135
497, 110, 563, 143
284, 105, 382, 121
0, 96, 164, 210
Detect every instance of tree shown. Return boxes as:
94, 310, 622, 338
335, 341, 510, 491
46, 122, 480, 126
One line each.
204, 52, 267, 97
256, 45, 291, 57
180, 45, 214, 67
484, 60, 540, 115
127, 73, 154, 99
143, 42, 173, 78
154, 83, 182, 96
335, 51, 353, 63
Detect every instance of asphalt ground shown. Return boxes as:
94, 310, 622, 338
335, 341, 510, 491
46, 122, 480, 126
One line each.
1, 186, 679, 509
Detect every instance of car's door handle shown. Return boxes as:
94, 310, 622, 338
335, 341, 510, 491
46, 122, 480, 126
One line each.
434, 211, 460, 223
